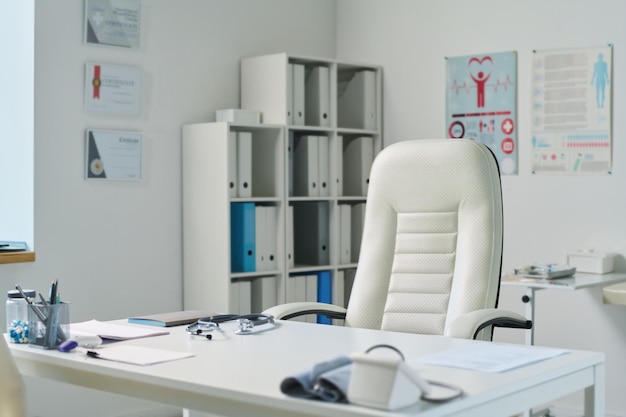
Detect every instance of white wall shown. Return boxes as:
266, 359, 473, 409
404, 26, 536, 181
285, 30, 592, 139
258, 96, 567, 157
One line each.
336, 0, 626, 415
5, 1, 336, 416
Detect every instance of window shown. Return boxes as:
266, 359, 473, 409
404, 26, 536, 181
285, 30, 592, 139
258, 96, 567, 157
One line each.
0, 1, 35, 251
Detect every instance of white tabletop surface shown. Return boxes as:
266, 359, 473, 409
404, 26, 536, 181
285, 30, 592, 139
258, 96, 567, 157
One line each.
8, 319, 605, 417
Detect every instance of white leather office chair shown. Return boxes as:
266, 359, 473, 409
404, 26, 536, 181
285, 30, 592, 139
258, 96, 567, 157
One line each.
0, 336, 27, 417
265, 139, 530, 340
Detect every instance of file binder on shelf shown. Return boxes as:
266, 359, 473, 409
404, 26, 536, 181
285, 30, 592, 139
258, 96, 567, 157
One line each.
318, 135, 330, 197
343, 268, 357, 307
255, 205, 267, 272
332, 270, 345, 325
317, 271, 332, 325
293, 135, 319, 197
292, 63, 305, 125
305, 66, 331, 127
338, 69, 376, 130
287, 274, 307, 322
293, 202, 330, 266
339, 204, 352, 264
335, 135, 344, 196
305, 274, 318, 323
231, 202, 256, 273
343, 136, 374, 196
228, 131, 238, 197
288, 132, 294, 196
264, 205, 278, 271
251, 276, 277, 312
253, 205, 277, 272
351, 203, 366, 263
237, 131, 253, 197
287, 205, 295, 268
287, 63, 293, 124
230, 279, 252, 315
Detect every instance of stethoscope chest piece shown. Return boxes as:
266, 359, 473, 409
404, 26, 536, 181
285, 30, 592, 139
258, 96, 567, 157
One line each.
186, 314, 275, 339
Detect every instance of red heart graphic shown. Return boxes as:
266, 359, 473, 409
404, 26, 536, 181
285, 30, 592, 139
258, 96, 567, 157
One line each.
468, 56, 493, 81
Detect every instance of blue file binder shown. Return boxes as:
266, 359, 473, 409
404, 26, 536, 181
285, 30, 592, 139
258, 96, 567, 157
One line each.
231, 203, 256, 272
317, 271, 332, 325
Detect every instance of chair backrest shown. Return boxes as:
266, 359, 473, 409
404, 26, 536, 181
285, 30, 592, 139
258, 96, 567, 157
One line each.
345, 139, 503, 338
0, 336, 27, 417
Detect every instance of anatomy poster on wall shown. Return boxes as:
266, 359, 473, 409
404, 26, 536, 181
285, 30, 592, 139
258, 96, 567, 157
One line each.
446, 51, 517, 175
531, 44, 612, 175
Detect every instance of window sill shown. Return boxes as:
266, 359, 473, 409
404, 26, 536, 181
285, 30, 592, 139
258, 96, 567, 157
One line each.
0, 251, 35, 264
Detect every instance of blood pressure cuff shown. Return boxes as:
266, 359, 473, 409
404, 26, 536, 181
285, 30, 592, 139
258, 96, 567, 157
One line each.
280, 355, 352, 403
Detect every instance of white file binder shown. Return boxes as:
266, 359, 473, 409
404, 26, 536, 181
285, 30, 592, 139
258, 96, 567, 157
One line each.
335, 135, 344, 196
265, 205, 278, 271
286, 275, 307, 322
228, 131, 238, 197
333, 270, 346, 325
287, 63, 294, 124
305, 66, 330, 127
255, 205, 267, 271
343, 268, 357, 307
293, 135, 319, 197
339, 204, 352, 264
351, 203, 366, 263
305, 274, 318, 323
288, 132, 294, 196
318, 135, 330, 197
251, 276, 277, 313
287, 205, 294, 268
237, 131, 253, 197
292, 63, 305, 125
343, 136, 374, 196
230, 279, 252, 315
338, 69, 376, 130
333, 270, 345, 308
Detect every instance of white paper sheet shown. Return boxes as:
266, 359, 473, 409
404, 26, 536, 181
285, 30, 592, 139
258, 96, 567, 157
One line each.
88, 345, 193, 366
414, 343, 568, 373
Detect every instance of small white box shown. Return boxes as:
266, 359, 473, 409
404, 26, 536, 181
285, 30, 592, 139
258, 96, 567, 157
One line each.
566, 250, 615, 274
216, 109, 261, 124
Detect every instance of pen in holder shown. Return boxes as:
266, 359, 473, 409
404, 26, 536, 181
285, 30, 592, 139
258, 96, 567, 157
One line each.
28, 302, 69, 349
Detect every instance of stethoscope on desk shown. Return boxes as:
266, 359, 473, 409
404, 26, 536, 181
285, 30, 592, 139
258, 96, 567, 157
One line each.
186, 313, 275, 340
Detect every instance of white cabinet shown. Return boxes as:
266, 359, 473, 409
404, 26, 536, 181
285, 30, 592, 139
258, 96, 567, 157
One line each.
183, 53, 382, 316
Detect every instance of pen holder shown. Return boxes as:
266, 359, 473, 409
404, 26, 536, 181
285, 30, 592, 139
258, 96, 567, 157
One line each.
28, 302, 69, 349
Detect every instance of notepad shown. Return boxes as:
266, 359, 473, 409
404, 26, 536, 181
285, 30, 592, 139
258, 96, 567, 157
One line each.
127, 310, 212, 327
72, 319, 169, 340
88, 345, 194, 366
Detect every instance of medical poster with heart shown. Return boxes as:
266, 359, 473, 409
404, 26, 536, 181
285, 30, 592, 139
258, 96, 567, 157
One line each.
446, 51, 518, 175
531, 45, 612, 175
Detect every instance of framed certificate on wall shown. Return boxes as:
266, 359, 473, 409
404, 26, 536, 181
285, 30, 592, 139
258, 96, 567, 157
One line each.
85, 129, 142, 181
84, 62, 142, 116
84, 0, 141, 49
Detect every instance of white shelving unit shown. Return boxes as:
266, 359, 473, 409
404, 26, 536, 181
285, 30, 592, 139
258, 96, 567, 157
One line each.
183, 53, 382, 316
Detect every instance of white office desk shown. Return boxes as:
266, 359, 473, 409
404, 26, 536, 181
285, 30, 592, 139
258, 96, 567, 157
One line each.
502, 272, 626, 345
8, 320, 605, 417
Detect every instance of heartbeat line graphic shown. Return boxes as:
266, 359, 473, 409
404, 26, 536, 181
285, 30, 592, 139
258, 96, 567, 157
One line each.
449, 74, 514, 95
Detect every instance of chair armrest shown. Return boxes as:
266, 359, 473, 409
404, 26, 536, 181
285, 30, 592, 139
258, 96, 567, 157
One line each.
446, 308, 532, 340
263, 302, 347, 321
